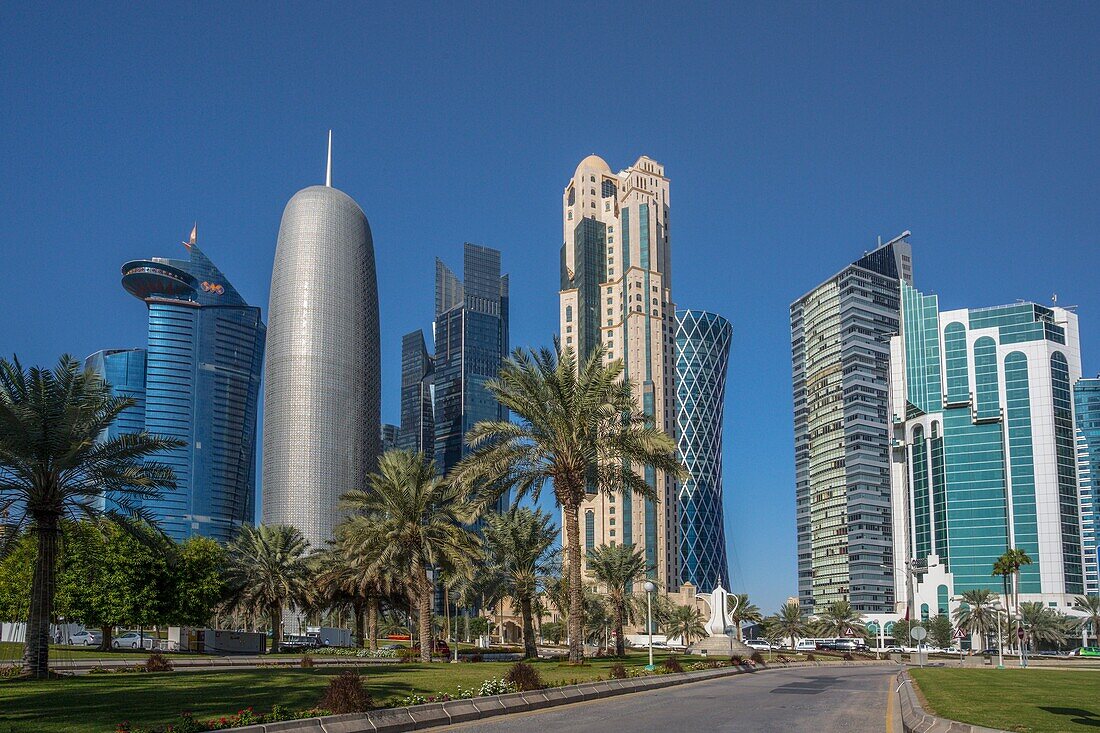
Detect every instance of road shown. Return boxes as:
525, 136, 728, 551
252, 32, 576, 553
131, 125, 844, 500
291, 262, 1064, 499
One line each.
437, 664, 900, 733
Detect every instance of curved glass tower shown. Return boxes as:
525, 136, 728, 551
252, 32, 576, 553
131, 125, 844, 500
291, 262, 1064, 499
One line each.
262, 161, 381, 550
675, 309, 732, 592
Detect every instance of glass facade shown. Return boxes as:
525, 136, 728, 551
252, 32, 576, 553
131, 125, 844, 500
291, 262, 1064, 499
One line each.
397, 329, 435, 455
83, 348, 147, 513
1074, 378, 1100, 594
675, 310, 732, 592
118, 239, 264, 543
433, 244, 509, 510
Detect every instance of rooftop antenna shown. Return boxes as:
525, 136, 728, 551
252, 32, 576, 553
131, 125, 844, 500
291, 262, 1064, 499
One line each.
182, 223, 197, 249
325, 130, 332, 187
1052, 293, 1058, 305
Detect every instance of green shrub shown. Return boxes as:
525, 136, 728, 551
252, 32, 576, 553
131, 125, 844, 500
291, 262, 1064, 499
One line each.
662, 656, 683, 673
504, 661, 544, 691
608, 661, 628, 679
729, 654, 744, 665
143, 652, 173, 673
750, 651, 766, 666
805, 653, 816, 661
319, 670, 373, 713
300, 653, 315, 668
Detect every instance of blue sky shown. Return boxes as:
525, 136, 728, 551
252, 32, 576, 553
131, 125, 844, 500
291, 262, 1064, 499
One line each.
2, 3, 1099, 613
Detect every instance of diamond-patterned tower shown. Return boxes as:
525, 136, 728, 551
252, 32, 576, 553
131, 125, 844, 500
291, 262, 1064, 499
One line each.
675, 310, 732, 592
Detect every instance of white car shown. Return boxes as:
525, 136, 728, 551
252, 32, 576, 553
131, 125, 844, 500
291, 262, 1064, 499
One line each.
67, 630, 101, 646
796, 640, 817, 652
112, 632, 152, 649
744, 639, 772, 651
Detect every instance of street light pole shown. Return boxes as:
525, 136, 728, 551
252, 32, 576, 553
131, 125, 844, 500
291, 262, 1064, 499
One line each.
993, 601, 1004, 669
644, 581, 657, 671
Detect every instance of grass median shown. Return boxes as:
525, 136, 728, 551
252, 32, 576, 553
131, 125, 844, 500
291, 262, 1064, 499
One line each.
909, 668, 1100, 733
0, 652, 686, 733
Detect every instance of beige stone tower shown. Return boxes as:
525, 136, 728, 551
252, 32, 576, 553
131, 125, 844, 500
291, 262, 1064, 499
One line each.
559, 154, 679, 591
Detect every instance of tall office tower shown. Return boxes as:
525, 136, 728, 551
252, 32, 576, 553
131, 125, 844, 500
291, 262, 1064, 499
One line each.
791, 233, 912, 614
1074, 378, 1100, 595
381, 424, 400, 452
674, 310, 732, 592
432, 243, 509, 485
889, 286, 1085, 618
559, 155, 678, 590
398, 329, 435, 456
119, 230, 265, 542
263, 139, 381, 550
84, 348, 147, 512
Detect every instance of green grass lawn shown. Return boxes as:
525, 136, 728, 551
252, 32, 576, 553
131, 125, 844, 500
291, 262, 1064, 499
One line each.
910, 668, 1100, 733
0, 642, 152, 662
0, 652, 682, 733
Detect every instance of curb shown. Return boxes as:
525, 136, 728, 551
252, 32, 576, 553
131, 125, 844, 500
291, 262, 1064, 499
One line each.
230, 660, 898, 733
896, 670, 1009, 733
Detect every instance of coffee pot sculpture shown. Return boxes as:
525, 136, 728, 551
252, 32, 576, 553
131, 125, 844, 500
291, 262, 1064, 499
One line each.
696, 583, 740, 637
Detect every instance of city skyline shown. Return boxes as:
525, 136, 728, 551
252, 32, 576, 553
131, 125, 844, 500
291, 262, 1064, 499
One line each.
4, 4, 1100, 612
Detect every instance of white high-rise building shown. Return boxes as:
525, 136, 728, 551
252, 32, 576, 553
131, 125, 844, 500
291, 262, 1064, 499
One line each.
558, 154, 678, 590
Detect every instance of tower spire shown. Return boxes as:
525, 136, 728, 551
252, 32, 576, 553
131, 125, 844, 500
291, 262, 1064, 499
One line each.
325, 130, 332, 187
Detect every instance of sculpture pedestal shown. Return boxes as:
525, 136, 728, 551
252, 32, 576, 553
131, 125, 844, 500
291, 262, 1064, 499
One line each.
687, 635, 756, 658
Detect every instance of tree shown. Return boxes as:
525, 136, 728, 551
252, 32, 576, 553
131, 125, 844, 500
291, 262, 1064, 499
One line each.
341, 450, 480, 663
172, 536, 227, 628
729, 594, 763, 642
953, 588, 1001, 650
1020, 602, 1067, 648
815, 600, 866, 639
767, 601, 809, 651
995, 548, 1033, 641
585, 543, 649, 656
0, 355, 180, 676
666, 604, 706, 646
890, 619, 915, 646
1074, 594, 1100, 645
222, 524, 311, 653
541, 620, 565, 644
482, 507, 558, 658
928, 615, 954, 649
449, 343, 684, 663
312, 529, 401, 651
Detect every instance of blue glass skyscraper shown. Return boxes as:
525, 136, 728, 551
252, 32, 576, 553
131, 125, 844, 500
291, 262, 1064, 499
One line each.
1075, 377, 1100, 595
675, 310, 732, 592
117, 229, 265, 542
83, 348, 147, 512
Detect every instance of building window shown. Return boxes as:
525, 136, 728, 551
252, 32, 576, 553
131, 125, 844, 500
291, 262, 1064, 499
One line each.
565, 305, 573, 322
568, 210, 573, 220
566, 325, 573, 333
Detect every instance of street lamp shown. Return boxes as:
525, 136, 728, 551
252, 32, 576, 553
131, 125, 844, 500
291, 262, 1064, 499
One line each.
992, 601, 1005, 669
644, 580, 657, 671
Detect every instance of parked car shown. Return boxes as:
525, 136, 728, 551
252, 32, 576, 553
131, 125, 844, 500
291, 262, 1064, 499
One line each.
67, 630, 101, 646
412, 639, 452, 656
279, 634, 321, 652
1071, 646, 1100, 657
795, 640, 817, 652
744, 639, 772, 651
112, 631, 151, 649
882, 646, 904, 654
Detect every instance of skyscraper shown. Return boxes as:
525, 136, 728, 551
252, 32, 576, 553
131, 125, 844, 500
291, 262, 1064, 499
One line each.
432, 243, 508, 482
83, 348, 147, 513
791, 233, 912, 613
381, 423, 400, 452
560, 155, 678, 590
262, 137, 381, 550
1074, 377, 1100, 595
890, 286, 1085, 617
398, 329, 435, 456
675, 310, 732, 592
116, 230, 265, 542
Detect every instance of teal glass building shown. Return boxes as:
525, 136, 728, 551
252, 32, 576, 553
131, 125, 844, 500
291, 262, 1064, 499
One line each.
1075, 377, 1100, 595
115, 233, 265, 542
891, 284, 1085, 617
675, 310, 732, 592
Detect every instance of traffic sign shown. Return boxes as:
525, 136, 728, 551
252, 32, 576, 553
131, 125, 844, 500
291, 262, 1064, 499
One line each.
954, 628, 966, 639
910, 627, 928, 641
1017, 627, 1025, 640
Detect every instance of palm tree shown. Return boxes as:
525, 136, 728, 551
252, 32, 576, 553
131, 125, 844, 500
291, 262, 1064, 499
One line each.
729, 593, 763, 642
953, 588, 1001, 650
482, 507, 558, 658
585, 543, 649, 656
311, 529, 402, 651
341, 449, 480, 662
1020, 601, 1068, 649
815, 600, 866, 639
449, 343, 684, 663
0, 356, 180, 677
996, 548, 1033, 634
666, 604, 707, 646
1074, 594, 1100, 645
223, 524, 311, 653
767, 601, 809, 651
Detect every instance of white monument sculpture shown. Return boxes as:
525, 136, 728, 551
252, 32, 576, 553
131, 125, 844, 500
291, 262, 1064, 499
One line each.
687, 582, 756, 656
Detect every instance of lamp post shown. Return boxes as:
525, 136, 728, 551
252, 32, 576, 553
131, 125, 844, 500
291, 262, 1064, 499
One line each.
992, 601, 1005, 669
644, 581, 657, 671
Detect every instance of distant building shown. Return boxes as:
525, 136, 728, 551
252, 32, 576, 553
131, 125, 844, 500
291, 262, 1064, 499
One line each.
262, 139, 381, 550
432, 243, 508, 493
83, 348, 147, 513
560, 154, 679, 591
675, 309, 732, 592
791, 233, 911, 613
398, 329, 435, 457
381, 423, 400, 452
1075, 377, 1100, 595
116, 229, 265, 542
890, 286, 1085, 618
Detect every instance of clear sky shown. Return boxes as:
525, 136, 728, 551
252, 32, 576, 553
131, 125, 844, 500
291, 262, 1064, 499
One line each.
2, 3, 1099, 613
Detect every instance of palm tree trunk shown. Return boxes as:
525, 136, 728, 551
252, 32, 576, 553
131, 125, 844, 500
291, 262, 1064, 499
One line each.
520, 595, 537, 659
614, 602, 625, 657
354, 601, 365, 649
23, 516, 60, 678
418, 564, 433, 663
269, 605, 282, 654
564, 503, 583, 664
367, 596, 379, 652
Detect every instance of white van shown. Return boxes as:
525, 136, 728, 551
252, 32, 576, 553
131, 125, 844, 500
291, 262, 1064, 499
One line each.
796, 640, 816, 652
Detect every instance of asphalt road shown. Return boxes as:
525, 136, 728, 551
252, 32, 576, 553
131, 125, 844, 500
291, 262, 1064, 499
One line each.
437, 664, 901, 733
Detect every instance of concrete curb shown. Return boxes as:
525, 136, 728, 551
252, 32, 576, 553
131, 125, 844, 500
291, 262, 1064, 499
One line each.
226, 660, 898, 733
896, 670, 1009, 733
